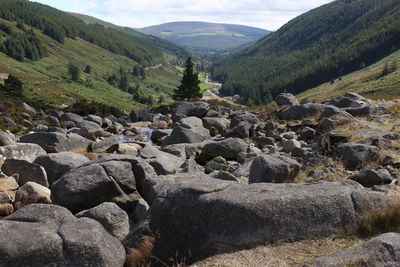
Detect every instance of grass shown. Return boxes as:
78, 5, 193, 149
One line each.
194, 235, 361, 267
0, 19, 182, 111
298, 49, 400, 102
356, 199, 400, 237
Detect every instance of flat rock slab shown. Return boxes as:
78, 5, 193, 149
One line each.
144, 174, 394, 263
19, 132, 92, 153
0, 143, 46, 167
303, 232, 400, 266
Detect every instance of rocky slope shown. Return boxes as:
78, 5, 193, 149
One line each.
1, 92, 400, 266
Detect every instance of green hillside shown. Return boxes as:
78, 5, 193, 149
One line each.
212, 0, 400, 105
0, 0, 187, 110
68, 12, 189, 60
298, 49, 400, 102
137, 21, 270, 54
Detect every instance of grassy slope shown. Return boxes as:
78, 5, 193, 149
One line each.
299, 50, 400, 102
0, 19, 181, 110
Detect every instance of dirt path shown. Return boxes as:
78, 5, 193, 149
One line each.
202, 76, 240, 106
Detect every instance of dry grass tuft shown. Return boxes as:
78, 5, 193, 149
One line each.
356, 199, 400, 237
125, 236, 155, 267
194, 236, 360, 267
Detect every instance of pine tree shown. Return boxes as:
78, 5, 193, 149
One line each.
68, 62, 80, 82
173, 57, 202, 101
84, 65, 92, 74
119, 68, 128, 91
0, 75, 23, 97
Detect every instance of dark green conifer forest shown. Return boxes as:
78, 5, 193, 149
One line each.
211, 0, 400, 105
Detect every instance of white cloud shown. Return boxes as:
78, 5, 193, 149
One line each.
34, 0, 334, 30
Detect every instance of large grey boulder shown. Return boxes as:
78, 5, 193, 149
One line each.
0, 143, 46, 167
84, 115, 103, 126
198, 138, 248, 162
0, 204, 125, 266
139, 145, 184, 175
91, 135, 125, 153
1, 159, 48, 187
175, 101, 210, 118
129, 108, 151, 122
163, 117, 211, 145
275, 93, 299, 106
349, 169, 393, 187
202, 117, 230, 134
249, 154, 301, 183
72, 121, 106, 140
19, 132, 92, 153
324, 93, 375, 117
335, 142, 380, 170
59, 112, 85, 124
280, 103, 326, 120
33, 152, 90, 185
52, 155, 155, 213
326, 92, 373, 107
144, 174, 391, 263
223, 121, 251, 139
76, 202, 129, 241
304, 233, 400, 267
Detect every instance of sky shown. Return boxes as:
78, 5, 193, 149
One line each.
31, 0, 334, 30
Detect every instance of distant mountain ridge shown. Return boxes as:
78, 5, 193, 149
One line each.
137, 21, 271, 54
212, 0, 400, 105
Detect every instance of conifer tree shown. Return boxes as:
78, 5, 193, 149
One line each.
173, 57, 202, 101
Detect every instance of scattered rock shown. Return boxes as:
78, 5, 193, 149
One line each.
163, 117, 211, 145
0, 204, 126, 266
199, 138, 248, 162
280, 103, 326, 120
13, 182, 51, 210
139, 145, 184, 175
276, 93, 299, 106
1, 159, 48, 187
282, 139, 302, 152
59, 112, 85, 124
33, 152, 90, 185
0, 143, 46, 166
0, 176, 19, 191
19, 132, 92, 153
349, 169, 393, 187
0, 130, 13, 146
304, 233, 400, 267
76, 202, 129, 241
335, 142, 380, 170
249, 154, 301, 183
52, 156, 152, 213
175, 101, 210, 118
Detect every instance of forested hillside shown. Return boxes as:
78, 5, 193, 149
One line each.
0, 0, 188, 110
211, 0, 400, 105
68, 12, 189, 60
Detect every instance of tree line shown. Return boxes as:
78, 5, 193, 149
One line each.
0, 0, 170, 66
0, 23, 47, 61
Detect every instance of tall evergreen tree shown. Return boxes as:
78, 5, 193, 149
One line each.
68, 62, 80, 82
0, 75, 23, 97
173, 57, 202, 101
